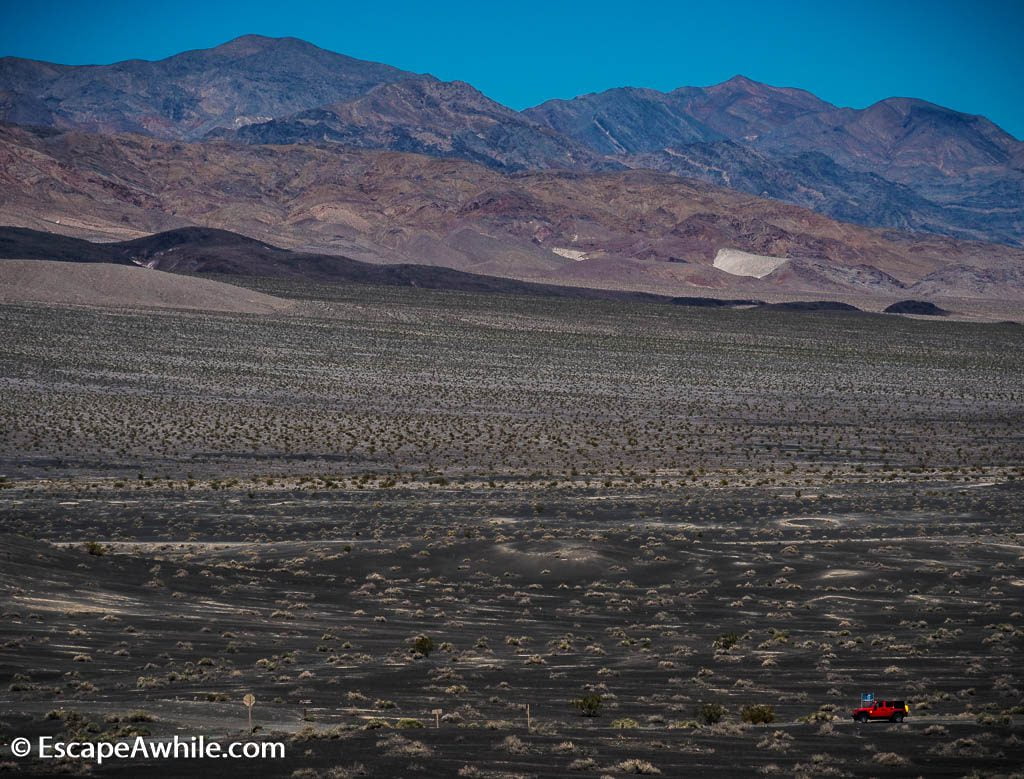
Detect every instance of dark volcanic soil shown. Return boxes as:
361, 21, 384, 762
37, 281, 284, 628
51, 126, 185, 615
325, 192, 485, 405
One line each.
2, 483, 1023, 777
1, 283, 1022, 777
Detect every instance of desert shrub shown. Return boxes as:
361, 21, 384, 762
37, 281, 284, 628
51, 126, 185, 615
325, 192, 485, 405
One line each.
411, 635, 435, 656
395, 718, 424, 729
696, 702, 726, 725
84, 541, 106, 556
711, 720, 746, 736
321, 765, 367, 779
46, 709, 77, 721
530, 719, 562, 736
613, 758, 661, 774
45, 709, 98, 738
572, 694, 603, 717
380, 734, 431, 758
741, 704, 775, 724
873, 752, 909, 767
611, 717, 640, 729
499, 735, 529, 754
714, 632, 740, 650
976, 712, 1011, 727
668, 720, 700, 729
756, 731, 792, 752
934, 738, 985, 758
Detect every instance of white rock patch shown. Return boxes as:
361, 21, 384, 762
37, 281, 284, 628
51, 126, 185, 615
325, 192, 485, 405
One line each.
713, 248, 790, 278
552, 247, 589, 261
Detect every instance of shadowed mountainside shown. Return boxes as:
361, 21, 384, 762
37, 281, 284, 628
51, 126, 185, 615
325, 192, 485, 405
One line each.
0, 225, 750, 307
217, 78, 611, 172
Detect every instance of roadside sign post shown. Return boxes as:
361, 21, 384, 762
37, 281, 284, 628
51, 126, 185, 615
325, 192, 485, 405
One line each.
431, 708, 442, 728
243, 693, 256, 732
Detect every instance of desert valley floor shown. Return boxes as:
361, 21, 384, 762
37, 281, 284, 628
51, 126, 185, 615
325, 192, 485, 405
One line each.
1, 281, 1022, 777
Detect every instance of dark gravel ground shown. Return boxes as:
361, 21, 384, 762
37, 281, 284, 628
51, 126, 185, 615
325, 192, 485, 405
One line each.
1, 287, 1022, 776
1, 481, 1022, 777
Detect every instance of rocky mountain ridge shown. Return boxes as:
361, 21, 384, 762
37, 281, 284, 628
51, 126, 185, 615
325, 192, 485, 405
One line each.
3, 38, 1021, 245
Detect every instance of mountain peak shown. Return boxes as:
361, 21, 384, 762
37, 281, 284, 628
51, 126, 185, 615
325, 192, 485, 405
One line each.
209, 34, 324, 56
702, 75, 828, 105
218, 33, 280, 46
719, 74, 761, 89
0, 36, 421, 140
185, 34, 358, 64
704, 75, 789, 96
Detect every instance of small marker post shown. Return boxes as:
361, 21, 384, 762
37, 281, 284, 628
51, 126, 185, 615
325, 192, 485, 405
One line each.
243, 693, 256, 733
526, 703, 531, 731
431, 708, 442, 728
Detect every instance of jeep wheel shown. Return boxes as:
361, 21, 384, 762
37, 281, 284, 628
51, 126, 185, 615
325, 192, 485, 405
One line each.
892, 714, 904, 723
855, 713, 868, 723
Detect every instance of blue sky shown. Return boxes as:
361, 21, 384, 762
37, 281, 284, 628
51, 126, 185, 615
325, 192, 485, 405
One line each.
2, 0, 1022, 138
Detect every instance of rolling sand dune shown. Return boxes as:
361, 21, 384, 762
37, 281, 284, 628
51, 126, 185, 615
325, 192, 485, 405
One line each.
0, 260, 294, 314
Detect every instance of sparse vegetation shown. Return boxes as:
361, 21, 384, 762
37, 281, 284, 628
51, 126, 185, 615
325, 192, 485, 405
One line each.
572, 694, 603, 718
697, 703, 727, 726
740, 704, 775, 724
411, 635, 435, 657
1, 287, 1022, 776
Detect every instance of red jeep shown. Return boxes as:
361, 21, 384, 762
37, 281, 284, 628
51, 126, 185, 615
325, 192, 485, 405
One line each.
851, 699, 908, 723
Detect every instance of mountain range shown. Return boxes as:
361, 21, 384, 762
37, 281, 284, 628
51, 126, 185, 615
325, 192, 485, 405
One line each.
1, 35, 1022, 306
529, 80, 1024, 245
0, 35, 417, 138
